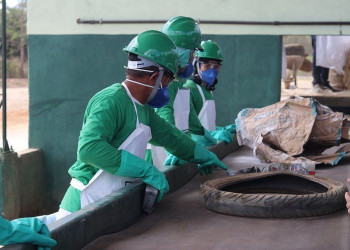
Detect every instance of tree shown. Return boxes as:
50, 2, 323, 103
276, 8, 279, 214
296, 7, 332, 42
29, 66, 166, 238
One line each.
0, 1, 27, 77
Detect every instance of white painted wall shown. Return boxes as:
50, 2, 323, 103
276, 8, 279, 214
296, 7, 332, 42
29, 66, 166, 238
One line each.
28, 0, 350, 35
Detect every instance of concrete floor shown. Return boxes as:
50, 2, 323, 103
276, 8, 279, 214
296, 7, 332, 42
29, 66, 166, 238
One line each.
83, 147, 350, 250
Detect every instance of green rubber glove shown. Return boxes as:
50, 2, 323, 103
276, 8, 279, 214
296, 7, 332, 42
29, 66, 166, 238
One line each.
216, 124, 236, 133
225, 124, 236, 133
191, 129, 217, 147
190, 144, 228, 176
163, 151, 187, 166
0, 217, 57, 249
118, 150, 169, 202
210, 129, 233, 144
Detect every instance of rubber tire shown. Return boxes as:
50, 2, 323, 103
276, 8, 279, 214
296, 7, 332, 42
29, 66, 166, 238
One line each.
200, 172, 348, 218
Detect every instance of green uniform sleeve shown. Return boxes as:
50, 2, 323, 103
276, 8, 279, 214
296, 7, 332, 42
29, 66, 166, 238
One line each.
184, 80, 204, 115
188, 102, 205, 135
77, 95, 124, 174
149, 108, 195, 160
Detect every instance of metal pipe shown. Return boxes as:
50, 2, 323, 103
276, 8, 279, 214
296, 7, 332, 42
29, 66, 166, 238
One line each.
2, 0, 9, 151
77, 18, 350, 26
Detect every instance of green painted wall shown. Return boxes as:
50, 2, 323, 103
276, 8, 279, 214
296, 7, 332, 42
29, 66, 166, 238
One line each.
28, 34, 281, 210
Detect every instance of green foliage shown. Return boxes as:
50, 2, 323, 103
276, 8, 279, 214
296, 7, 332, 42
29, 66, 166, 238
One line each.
0, 57, 28, 78
0, 1, 27, 59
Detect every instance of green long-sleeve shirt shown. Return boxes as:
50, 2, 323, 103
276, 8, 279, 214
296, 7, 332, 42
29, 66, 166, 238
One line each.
155, 80, 204, 135
68, 83, 196, 185
61, 83, 197, 212
183, 79, 215, 116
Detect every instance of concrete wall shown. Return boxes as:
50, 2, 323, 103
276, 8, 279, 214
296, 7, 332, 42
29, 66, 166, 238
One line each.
28, 0, 350, 35
0, 149, 46, 218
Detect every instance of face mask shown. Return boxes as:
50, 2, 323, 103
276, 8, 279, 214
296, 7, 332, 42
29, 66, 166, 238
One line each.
147, 87, 169, 108
201, 68, 219, 85
178, 63, 194, 79
125, 72, 169, 108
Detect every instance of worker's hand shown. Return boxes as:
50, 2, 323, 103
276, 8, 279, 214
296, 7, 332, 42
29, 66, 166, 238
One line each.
163, 152, 187, 166
117, 150, 169, 203
145, 166, 169, 203
224, 124, 236, 133
190, 144, 228, 176
216, 124, 236, 133
191, 129, 217, 147
0, 217, 57, 249
345, 178, 350, 214
210, 129, 233, 144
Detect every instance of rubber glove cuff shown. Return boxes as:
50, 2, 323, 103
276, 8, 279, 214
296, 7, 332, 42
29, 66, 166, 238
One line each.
118, 150, 169, 202
209, 129, 233, 144
191, 129, 217, 147
0, 217, 57, 248
163, 151, 187, 166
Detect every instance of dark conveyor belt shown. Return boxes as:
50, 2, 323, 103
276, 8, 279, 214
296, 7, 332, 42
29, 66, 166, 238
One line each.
83, 147, 350, 250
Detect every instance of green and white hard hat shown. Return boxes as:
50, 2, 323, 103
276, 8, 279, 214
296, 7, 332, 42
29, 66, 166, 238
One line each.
195, 40, 224, 61
123, 30, 179, 75
162, 16, 203, 51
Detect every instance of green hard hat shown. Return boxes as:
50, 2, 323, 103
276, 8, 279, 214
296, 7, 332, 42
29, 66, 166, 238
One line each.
195, 40, 224, 61
162, 16, 203, 51
123, 30, 179, 75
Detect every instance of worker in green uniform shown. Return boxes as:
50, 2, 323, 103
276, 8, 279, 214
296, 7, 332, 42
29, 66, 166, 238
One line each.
0, 216, 56, 249
148, 17, 233, 167
184, 40, 236, 141
38, 30, 227, 225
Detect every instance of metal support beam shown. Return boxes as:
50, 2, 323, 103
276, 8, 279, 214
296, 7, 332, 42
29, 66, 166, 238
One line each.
76, 18, 350, 26
2, 0, 9, 151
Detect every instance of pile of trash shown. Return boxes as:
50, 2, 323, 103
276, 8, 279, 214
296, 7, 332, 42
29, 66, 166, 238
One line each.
235, 97, 350, 173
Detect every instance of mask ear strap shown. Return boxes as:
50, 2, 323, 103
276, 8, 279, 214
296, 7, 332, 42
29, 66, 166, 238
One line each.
195, 59, 203, 80
147, 67, 164, 102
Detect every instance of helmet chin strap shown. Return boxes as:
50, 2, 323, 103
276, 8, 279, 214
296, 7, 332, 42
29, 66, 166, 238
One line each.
147, 67, 164, 102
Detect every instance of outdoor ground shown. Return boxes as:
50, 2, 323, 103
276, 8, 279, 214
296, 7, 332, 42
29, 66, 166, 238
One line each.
281, 75, 350, 101
0, 78, 28, 152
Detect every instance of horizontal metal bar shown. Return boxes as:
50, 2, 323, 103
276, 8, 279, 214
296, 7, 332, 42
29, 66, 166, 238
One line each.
76, 18, 350, 26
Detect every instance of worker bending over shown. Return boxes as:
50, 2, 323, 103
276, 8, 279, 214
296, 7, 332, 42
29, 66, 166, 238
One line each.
38, 30, 227, 225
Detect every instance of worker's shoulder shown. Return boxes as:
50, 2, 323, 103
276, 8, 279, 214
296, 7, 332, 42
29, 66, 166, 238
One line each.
88, 83, 127, 107
183, 79, 197, 90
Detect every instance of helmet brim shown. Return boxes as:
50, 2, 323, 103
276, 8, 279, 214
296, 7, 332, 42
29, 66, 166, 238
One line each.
196, 45, 204, 52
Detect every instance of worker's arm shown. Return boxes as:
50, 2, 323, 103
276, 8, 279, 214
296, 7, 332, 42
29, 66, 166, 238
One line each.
149, 108, 227, 173
77, 95, 125, 174
188, 102, 205, 135
0, 217, 57, 248
150, 107, 195, 160
183, 80, 203, 115
77, 95, 169, 201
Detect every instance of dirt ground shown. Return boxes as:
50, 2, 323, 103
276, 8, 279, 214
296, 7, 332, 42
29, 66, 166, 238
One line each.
0, 78, 28, 152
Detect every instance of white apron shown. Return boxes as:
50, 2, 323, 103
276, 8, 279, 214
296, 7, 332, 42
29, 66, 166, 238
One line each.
70, 82, 152, 209
197, 84, 216, 131
150, 88, 190, 167
173, 88, 190, 132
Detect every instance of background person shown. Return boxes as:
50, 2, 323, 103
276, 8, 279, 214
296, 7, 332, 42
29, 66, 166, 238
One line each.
184, 40, 236, 145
